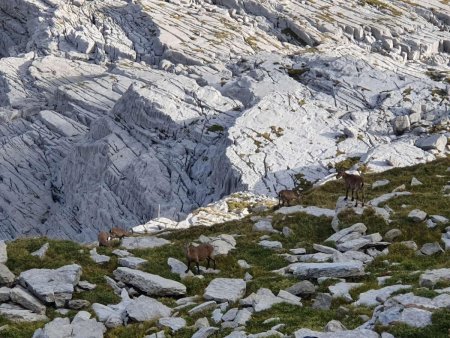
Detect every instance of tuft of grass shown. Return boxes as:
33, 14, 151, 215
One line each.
207, 124, 224, 133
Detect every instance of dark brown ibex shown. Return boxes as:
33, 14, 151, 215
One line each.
185, 243, 216, 274
278, 189, 302, 207
336, 170, 365, 207
110, 227, 132, 239
98, 231, 113, 247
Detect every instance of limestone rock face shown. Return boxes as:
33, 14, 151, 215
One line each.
113, 267, 186, 297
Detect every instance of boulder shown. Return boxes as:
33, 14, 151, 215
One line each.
113, 267, 186, 296
0, 304, 48, 322
234, 308, 252, 325
294, 328, 379, 338
252, 219, 276, 233
0, 264, 15, 285
420, 242, 444, 255
19, 264, 81, 306
192, 327, 219, 338
237, 260, 251, 269
408, 209, 427, 222
167, 258, 194, 278
420, 268, 450, 288
415, 134, 447, 152
77, 281, 97, 291
336, 238, 371, 252
312, 293, 332, 310
126, 295, 172, 322
289, 262, 365, 279
118, 257, 147, 269
328, 282, 363, 302
112, 249, 132, 257
372, 180, 390, 189
121, 237, 170, 250
259, 240, 282, 249
0, 287, 11, 302
324, 320, 347, 332
90, 248, 110, 264
10, 286, 46, 315
431, 215, 448, 224
285, 280, 316, 297
204, 278, 246, 303
188, 301, 217, 315
326, 223, 367, 243
353, 285, 411, 307
222, 308, 238, 322
384, 229, 402, 242
410, 177, 423, 186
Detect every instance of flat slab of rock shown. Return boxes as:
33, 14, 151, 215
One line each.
188, 301, 217, 315
326, 223, 366, 243
370, 192, 411, 207
329, 282, 363, 302
286, 280, 316, 297
420, 268, 450, 288
204, 278, 246, 303
289, 262, 364, 279
118, 256, 147, 269
372, 180, 390, 189
113, 267, 186, 296
126, 295, 172, 322
294, 328, 379, 338
415, 134, 447, 152
253, 219, 276, 233
167, 258, 194, 278
276, 205, 335, 218
353, 285, 411, 307
420, 242, 444, 255
90, 248, 110, 264
158, 317, 186, 332
112, 249, 132, 257
259, 240, 282, 249
121, 236, 170, 250
10, 286, 46, 315
0, 304, 48, 322
19, 264, 81, 306
192, 326, 219, 338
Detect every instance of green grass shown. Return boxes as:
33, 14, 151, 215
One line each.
1, 158, 449, 337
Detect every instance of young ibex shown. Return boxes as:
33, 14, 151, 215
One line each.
110, 227, 132, 239
98, 231, 113, 247
336, 170, 365, 207
184, 243, 216, 275
278, 189, 302, 207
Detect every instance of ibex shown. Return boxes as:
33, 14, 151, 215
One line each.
185, 243, 216, 275
278, 189, 302, 207
98, 231, 113, 247
110, 227, 132, 239
336, 170, 365, 207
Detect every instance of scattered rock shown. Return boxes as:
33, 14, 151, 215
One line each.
31, 243, 49, 259
192, 326, 219, 338
237, 260, 251, 269
19, 264, 81, 307
353, 285, 411, 307
259, 240, 282, 249
167, 258, 194, 278
384, 229, 402, 242
194, 317, 210, 329
77, 280, 97, 291
252, 219, 276, 233
118, 256, 147, 269
312, 293, 332, 310
188, 301, 218, 315
0, 264, 15, 286
415, 134, 447, 152
90, 248, 110, 264
126, 295, 172, 322
10, 286, 46, 315
294, 328, 379, 338
289, 262, 365, 279
285, 281, 316, 297
420, 268, 450, 288
372, 180, 390, 189
158, 317, 186, 332
420, 242, 444, 256
290, 248, 306, 255
67, 299, 90, 310
410, 177, 423, 186
113, 267, 186, 297
408, 209, 427, 222
0, 304, 48, 322
112, 249, 132, 257
121, 237, 170, 250
0, 241, 7, 264
204, 278, 246, 303
324, 319, 347, 332
328, 282, 363, 302
430, 215, 448, 224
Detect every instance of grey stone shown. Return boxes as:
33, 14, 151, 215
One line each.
118, 256, 147, 269
121, 236, 170, 250
420, 242, 444, 255
234, 308, 252, 325
392, 115, 410, 135
19, 264, 81, 307
167, 258, 194, 278
253, 219, 275, 233
328, 282, 363, 302
400, 241, 418, 251
31, 243, 49, 259
410, 177, 423, 186
67, 299, 90, 310
104, 276, 122, 295
244, 272, 253, 281
420, 268, 450, 288
415, 134, 447, 152
192, 326, 219, 338
194, 317, 210, 329
188, 301, 217, 315
77, 280, 97, 290
211, 308, 223, 324
277, 290, 302, 305
353, 285, 411, 307
282, 227, 294, 237
204, 278, 246, 303
289, 262, 365, 278
0, 241, 7, 264
285, 281, 316, 297
222, 308, 239, 322
290, 248, 306, 255
126, 295, 172, 322
324, 319, 347, 332
259, 240, 282, 249
294, 328, 379, 338
0, 304, 48, 322
297, 253, 333, 263
158, 317, 186, 332
408, 209, 427, 222
10, 286, 46, 315
384, 229, 402, 242
372, 179, 390, 189
112, 249, 132, 257
113, 267, 186, 296
312, 293, 332, 310
431, 215, 449, 224
92, 303, 123, 328
0, 287, 11, 302
326, 223, 367, 243
0, 264, 15, 286
313, 244, 339, 254
237, 260, 251, 269
336, 238, 371, 252
90, 248, 110, 264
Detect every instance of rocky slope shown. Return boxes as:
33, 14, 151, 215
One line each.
0, 0, 449, 240
0, 158, 449, 338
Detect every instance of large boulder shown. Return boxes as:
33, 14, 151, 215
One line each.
289, 262, 365, 279
19, 264, 81, 306
204, 278, 246, 303
0, 264, 15, 285
113, 267, 186, 296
